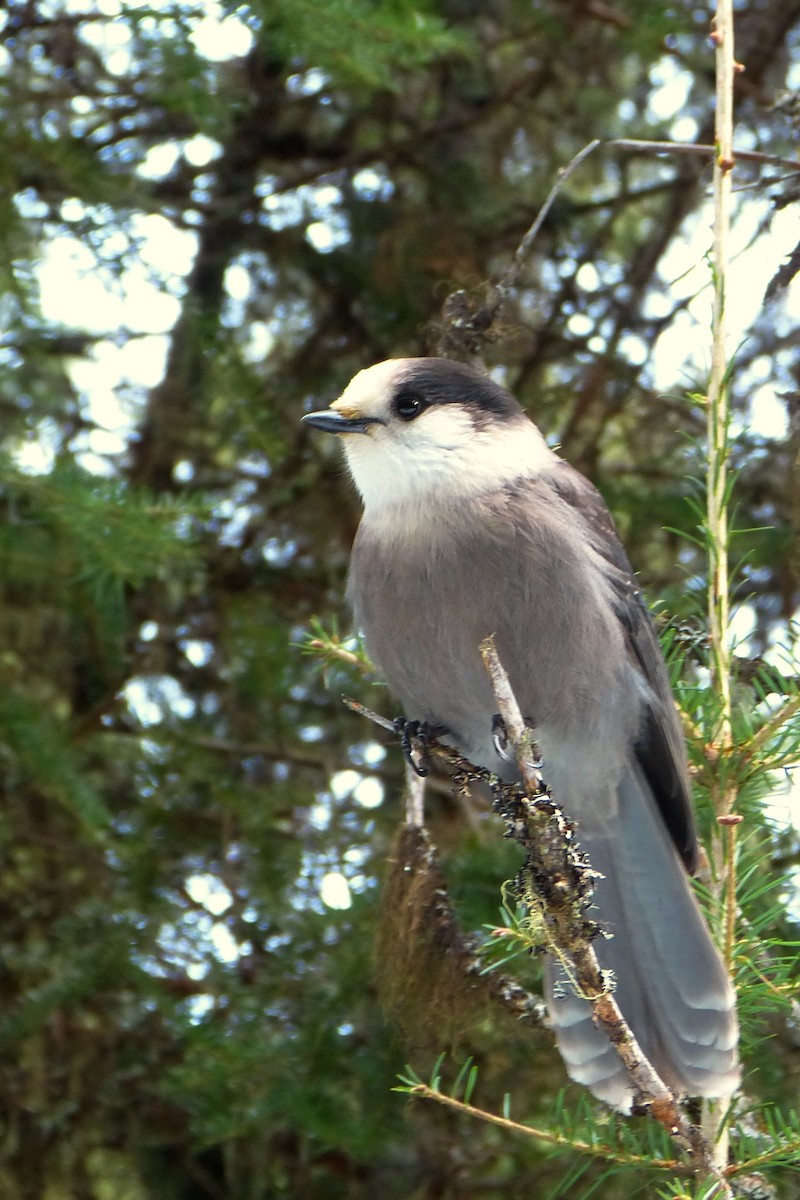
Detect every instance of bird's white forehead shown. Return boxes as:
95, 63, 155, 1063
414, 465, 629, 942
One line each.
327, 358, 556, 516
332, 358, 417, 416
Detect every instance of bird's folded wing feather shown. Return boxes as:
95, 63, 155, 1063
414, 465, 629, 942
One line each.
546, 462, 698, 872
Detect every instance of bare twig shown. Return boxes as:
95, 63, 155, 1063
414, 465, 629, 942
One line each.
404, 761, 426, 827
434, 132, 800, 360
342, 695, 430, 825
434, 140, 603, 359
342, 695, 396, 733
496, 140, 603, 300
610, 138, 800, 174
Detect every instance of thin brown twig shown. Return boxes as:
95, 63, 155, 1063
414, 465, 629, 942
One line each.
342, 695, 396, 733
435, 131, 800, 360
496, 139, 603, 299
610, 138, 800, 174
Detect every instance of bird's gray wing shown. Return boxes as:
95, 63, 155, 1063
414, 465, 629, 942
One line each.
547, 461, 698, 872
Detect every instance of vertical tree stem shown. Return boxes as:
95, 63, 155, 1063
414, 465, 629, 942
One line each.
708, 0, 738, 961
707, 0, 735, 752
704, 0, 738, 1165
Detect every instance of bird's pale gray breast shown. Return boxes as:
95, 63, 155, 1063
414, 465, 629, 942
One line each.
347, 475, 642, 786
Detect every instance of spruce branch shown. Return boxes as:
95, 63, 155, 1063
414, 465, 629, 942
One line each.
396, 1074, 683, 1172
743, 694, 800, 762
302, 618, 375, 675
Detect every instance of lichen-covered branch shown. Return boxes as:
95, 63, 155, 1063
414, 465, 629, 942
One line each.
347, 671, 732, 1191
477, 638, 731, 1186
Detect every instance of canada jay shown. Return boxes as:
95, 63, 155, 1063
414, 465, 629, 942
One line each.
303, 357, 739, 1107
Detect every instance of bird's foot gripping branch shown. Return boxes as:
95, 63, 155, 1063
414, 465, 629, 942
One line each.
392, 716, 450, 778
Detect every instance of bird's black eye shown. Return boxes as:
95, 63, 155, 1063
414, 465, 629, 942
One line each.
393, 387, 427, 421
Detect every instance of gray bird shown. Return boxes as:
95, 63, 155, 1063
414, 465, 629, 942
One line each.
303, 357, 739, 1108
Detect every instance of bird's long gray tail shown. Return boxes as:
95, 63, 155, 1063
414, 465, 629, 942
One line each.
544, 765, 740, 1109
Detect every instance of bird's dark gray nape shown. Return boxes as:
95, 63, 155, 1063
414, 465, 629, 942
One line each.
400, 359, 523, 429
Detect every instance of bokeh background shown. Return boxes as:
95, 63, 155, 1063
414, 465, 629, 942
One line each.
1, 2, 799, 1197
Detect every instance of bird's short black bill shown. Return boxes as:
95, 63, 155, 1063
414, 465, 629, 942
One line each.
302, 410, 383, 434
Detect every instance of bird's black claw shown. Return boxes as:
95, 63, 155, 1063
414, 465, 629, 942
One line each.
491, 713, 543, 769
492, 713, 511, 760
393, 718, 447, 777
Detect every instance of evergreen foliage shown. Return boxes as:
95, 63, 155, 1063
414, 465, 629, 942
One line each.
0, 1, 798, 1196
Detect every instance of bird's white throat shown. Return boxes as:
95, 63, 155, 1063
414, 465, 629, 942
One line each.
341, 411, 556, 515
